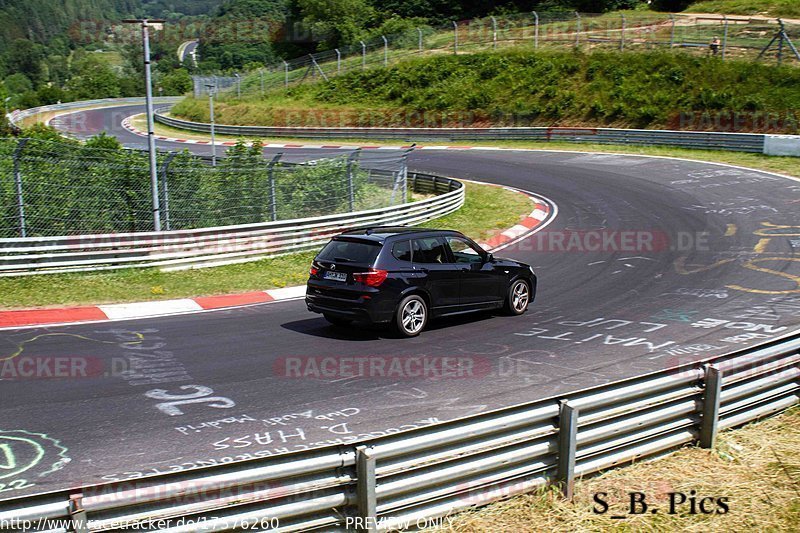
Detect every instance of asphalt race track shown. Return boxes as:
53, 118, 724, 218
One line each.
1, 104, 799, 498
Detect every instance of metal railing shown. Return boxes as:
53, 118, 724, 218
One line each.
0, 173, 463, 276
6, 98, 183, 130
0, 331, 796, 531
155, 113, 774, 154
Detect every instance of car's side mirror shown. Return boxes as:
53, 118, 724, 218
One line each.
484, 253, 494, 263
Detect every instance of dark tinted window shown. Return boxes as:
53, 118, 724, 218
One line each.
317, 239, 381, 264
392, 240, 412, 262
412, 237, 447, 264
445, 236, 484, 264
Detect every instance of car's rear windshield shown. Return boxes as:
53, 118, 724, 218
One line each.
317, 238, 382, 264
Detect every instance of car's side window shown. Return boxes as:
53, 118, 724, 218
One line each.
445, 237, 484, 264
392, 240, 412, 262
412, 238, 447, 264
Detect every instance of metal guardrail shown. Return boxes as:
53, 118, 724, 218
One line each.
0, 173, 463, 276
6, 98, 183, 129
155, 113, 772, 153
0, 331, 796, 532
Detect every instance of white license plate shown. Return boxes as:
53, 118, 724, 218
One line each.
323, 271, 347, 282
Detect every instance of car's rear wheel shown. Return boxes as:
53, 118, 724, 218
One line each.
504, 279, 531, 315
323, 313, 352, 327
394, 295, 428, 337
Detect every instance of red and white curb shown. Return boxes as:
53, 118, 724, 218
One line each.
0, 286, 307, 329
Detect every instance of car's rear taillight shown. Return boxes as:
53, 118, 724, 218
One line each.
309, 263, 319, 276
353, 269, 388, 287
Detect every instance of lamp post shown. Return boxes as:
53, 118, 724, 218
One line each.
205, 84, 217, 167
123, 18, 165, 231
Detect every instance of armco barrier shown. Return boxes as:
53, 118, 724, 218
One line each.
0, 332, 796, 532
7, 97, 183, 130
154, 112, 774, 153
0, 173, 463, 276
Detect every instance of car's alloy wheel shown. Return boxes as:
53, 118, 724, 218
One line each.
396, 295, 428, 337
505, 279, 530, 315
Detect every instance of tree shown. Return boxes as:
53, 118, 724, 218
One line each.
297, 0, 376, 48
4, 73, 33, 95
66, 55, 122, 99
5, 39, 45, 85
160, 68, 193, 95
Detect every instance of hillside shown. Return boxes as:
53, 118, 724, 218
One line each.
685, 1, 800, 18
171, 49, 800, 133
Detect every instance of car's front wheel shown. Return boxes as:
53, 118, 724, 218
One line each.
323, 313, 352, 327
394, 295, 428, 337
504, 279, 531, 315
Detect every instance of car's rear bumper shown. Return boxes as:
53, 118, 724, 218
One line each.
305, 284, 394, 323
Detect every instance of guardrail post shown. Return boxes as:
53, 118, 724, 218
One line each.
556, 399, 578, 500
491, 16, 498, 49
417, 28, 423, 52
268, 152, 283, 221
160, 152, 177, 231
620, 14, 626, 51
533, 11, 539, 48
347, 149, 361, 212
699, 364, 723, 448
69, 493, 89, 533
453, 21, 458, 55
356, 445, 377, 533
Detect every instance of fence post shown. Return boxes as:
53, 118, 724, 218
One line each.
533, 11, 539, 48
69, 493, 88, 533
669, 14, 676, 48
722, 15, 729, 60
235, 73, 241, 98
699, 364, 723, 448
283, 61, 289, 89
268, 152, 283, 222
12, 138, 28, 238
417, 28, 423, 52
356, 445, 377, 532
347, 149, 361, 212
620, 14, 626, 51
382, 35, 388, 66
453, 21, 458, 54
491, 16, 498, 49
359, 41, 366, 70
556, 399, 578, 500
160, 152, 177, 231
335, 49, 341, 74
260, 69, 264, 96
575, 12, 581, 48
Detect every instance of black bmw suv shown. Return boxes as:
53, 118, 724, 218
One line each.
306, 227, 536, 337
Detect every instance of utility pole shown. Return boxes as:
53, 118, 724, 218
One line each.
123, 19, 165, 232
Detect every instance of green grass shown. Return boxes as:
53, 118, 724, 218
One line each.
0, 182, 531, 309
172, 49, 800, 133
686, 0, 800, 18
